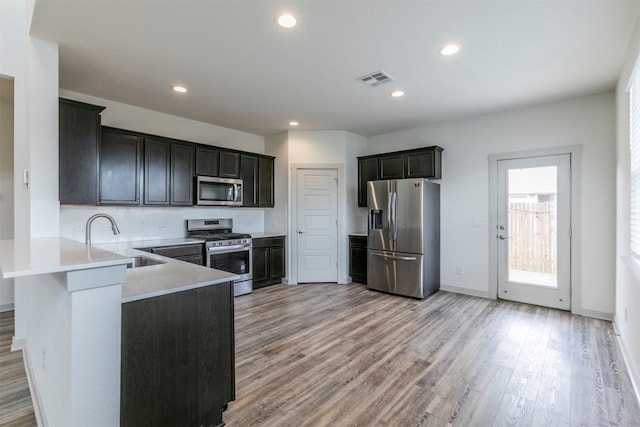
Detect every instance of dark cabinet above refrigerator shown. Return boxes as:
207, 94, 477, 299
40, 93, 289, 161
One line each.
357, 146, 443, 207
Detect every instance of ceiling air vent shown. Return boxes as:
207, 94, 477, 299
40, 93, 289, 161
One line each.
357, 71, 395, 88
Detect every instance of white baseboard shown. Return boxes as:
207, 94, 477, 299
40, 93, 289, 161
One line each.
0, 303, 14, 312
613, 320, 640, 409
574, 307, 614, 321
11, 337, 24, 352
439, 284, 493, 299
20, 343, 46, 427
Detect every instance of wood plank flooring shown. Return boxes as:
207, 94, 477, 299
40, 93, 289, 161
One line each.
224, 283, 640, 427
0, 311, 36, 427
0, 284, 638, 426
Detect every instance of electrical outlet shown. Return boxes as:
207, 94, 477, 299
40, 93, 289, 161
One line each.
456, 265, 464, 275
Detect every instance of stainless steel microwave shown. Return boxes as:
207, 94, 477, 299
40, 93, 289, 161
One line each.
195, 176, 243, 206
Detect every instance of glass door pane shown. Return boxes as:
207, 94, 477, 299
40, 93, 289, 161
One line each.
507, 166, 558, 287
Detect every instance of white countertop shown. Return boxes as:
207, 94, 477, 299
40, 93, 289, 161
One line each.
251, 232, 286, 239
96, 240, 238, 303
0, 237, 238, 303
0, 237, 130, 278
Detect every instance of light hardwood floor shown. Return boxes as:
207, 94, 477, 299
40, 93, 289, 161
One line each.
0, 311, 36, 427
224, 283, 640, 426
1, 284, 639, 426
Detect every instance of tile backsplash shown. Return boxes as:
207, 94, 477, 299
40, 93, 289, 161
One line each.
60, 206, 265, 244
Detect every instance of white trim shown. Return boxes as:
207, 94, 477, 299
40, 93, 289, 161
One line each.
439, 284, 492, 299
0, 302, 14, 312
289, 164, 344, 285
488, 145, 583, 314
613, 320, 640, 409
20, 343, 46, 427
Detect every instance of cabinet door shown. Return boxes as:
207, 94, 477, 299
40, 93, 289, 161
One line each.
100, 129, 142, 205
195, 147, 219, 176
349, 245, 367, 283
258, 157, 274, 207
358, 157, 379, 207
404, 148, 442, 179
171, 143, 194, 205
240, 154, 258, 207
59, 99, 104, 205
144, 138, 170, 205
379, 153, 404, 180
252, 246, 269, 287
219, 151, 240, 178
269, 245, 285, 282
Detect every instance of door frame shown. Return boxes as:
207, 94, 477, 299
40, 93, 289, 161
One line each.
289, 164, 345, 285
488, 145, 582, 314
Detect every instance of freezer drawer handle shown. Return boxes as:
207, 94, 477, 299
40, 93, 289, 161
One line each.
371, 252, 417, 261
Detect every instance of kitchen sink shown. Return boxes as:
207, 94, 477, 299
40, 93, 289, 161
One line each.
126, 256, 166, 269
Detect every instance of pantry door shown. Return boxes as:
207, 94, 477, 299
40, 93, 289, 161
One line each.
496, 154, 571, 310
296, 168, 338, 283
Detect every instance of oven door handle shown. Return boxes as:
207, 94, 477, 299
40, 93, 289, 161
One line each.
207, 244, 251, 253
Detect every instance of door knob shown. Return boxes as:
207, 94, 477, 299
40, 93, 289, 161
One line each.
498, 235, 509, 240
298, 230, 305, 234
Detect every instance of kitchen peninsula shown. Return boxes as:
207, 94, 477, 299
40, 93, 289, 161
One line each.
0, 237, 237, 427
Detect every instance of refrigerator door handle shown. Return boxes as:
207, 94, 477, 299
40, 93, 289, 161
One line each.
391, 191, 398, 241
371, 252, 417, 261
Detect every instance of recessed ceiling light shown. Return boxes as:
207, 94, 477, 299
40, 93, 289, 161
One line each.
277, 14, 297, 28
439, 44, 461, 56
391, 90, 405, 98
172, 85, 187, 93
289, 121, 299, 126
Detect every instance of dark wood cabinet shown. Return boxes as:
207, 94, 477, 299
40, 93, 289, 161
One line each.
170, 143, 194, 206
195, 146, 219, 177
357, 157, 379, 207
252, 236, 285, 289
404, 147, 442, 179
121, 282, 234, 427
100, 128, 143, 205
240, 154, 275, 208
219, 151, 240, 178
258, 156, 274, 208
59, 103, 275, 207
144, 138, 171, 205
349, 235, 367, 284
240, 154, 259, 207
378, 153, 404, 179
147, 243, 203, 266
357, 146, 443, 207
59, 98, 105, 205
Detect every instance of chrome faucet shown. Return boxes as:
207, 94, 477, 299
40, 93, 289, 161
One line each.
85, 213, 121, 245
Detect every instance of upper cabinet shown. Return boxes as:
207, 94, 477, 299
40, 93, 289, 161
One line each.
100, 128, 143, 205
195, 146, 219, 177
239, 154, 275, 208
59, 99, 105, 205
219, 151, 240, 178
59, 99, 275, 208
357, 146, 443, 207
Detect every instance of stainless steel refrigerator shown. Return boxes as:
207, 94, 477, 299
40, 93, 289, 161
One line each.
367, 178, 440, 299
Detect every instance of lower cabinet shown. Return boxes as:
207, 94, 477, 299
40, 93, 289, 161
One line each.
121, 281, 235, 427
252, 236, 285, 289
146, 243, 204, 266
349, 235, 367, 284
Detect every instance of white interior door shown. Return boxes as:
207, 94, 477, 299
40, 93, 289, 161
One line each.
296, 168, 338, 283
497, 154, 571, 310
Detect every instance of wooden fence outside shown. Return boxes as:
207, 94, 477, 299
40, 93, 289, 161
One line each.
509, 202, 557, 274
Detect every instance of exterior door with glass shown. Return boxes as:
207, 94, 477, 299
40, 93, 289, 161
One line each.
497, 154, 571, 310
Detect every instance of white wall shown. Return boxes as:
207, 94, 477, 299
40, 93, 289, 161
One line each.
264, 131, 289, 235
285, 130, 366, 284
0, 81, 15, 310
367, 91, 616, 317
59, 90, 264, 153
615, 15, 640, 399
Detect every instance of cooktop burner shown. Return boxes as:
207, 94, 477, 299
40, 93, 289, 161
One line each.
186, 218, 251, 242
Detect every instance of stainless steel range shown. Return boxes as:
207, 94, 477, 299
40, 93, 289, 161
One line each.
187, 218, 252, 296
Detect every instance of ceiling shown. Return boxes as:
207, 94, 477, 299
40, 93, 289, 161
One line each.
31, 1, 640, 137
